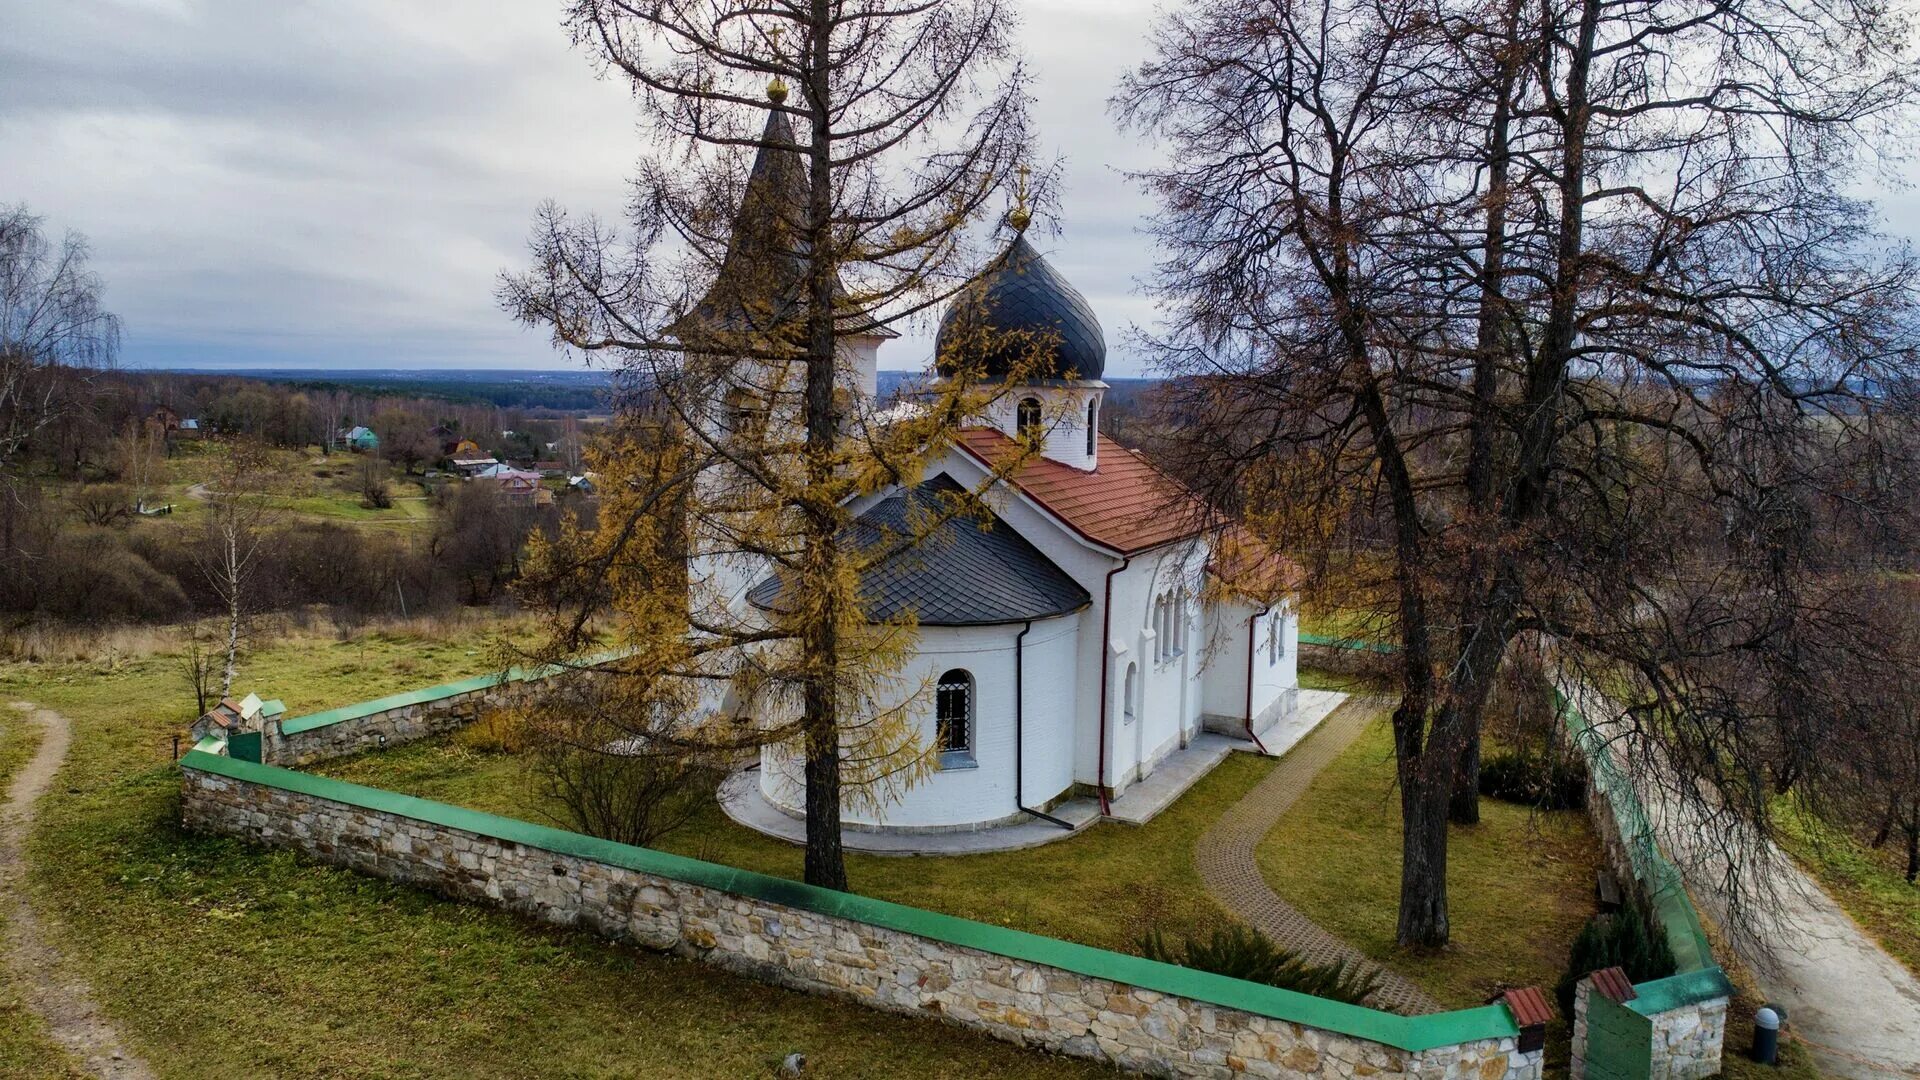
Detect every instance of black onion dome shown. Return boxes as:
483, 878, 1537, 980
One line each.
935, 236, 1106, 381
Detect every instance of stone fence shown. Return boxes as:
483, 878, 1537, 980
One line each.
262, 673, 519, 766
228, 652, 626, 768
180, 742, 1544, 1080
1558, 691, 1731, 1079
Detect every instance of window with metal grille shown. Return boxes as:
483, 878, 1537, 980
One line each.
1017, 396, 1042, 437
935, 669, 973, 754
724, 386, 767, 439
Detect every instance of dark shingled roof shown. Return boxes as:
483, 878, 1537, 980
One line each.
934, 235, 1106, 381
746, 475, 1090, 626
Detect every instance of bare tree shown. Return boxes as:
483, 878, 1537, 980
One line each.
1122, 0, 1919, 944
117, 417, 163, 510
192, 439, 276, 698
358, 456, 394, 509
0, 205, 119, 470
180, 630, 220, 716
503, 0, 1037, 890
375, 407, 432, 475
522, 675, 726, 848
72, 483, 130, 527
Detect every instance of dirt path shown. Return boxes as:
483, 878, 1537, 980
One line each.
1195, 696, 1445, 1016
2, 703, 154, 1079
1561, 681, 1920, 1080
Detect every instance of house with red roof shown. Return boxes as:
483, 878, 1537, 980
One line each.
682, 95, 1304, 838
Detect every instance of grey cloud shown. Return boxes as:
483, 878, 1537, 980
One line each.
6, 1, 1910, 377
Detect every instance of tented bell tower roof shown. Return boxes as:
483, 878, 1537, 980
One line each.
671, 104, 894, 347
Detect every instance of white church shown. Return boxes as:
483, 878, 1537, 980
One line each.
686, 96, 1307, 841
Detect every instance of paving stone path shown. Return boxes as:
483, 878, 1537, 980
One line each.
1195, 696, 1445, 1016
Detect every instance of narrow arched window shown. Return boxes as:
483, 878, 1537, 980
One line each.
1123, 663, 1137, 725
1152, 596, 1166, 661
936, 669, 974, 755
1267, 615, 1279, 667
1017, 396, 1042, 437
724, 387, 765, 439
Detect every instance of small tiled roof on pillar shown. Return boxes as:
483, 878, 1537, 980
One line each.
1590, 966, 1638, 1004
1502, 986, 1554, 1028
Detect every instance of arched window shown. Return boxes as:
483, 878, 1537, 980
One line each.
1152, 595, 1166, 661
935, 669, 974, 755
1086, 399, 1098, 456
1123, 663, 1138, 725
1266, 615, 1279, 667
724, 387, 766, 439
1017, 396, 1043, 437
1156, 591, 1186, 662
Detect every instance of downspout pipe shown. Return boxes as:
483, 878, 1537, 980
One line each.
1245, 604, 1274, 754
1014, 619, 1073, 830
1096, 556, 1132, 816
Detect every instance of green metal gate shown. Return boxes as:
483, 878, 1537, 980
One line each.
1585, 991, 1653, 1080
227, 731, 262, 763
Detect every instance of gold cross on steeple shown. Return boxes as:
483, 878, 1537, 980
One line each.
1008, 164, 1032, 232
766, 26, 789, 104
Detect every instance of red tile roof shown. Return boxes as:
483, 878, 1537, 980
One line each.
1208, 524, 1303, 602
952, 428, 1210, 554
1589, 967, 1638, 1004
1502, 986, 1554, 1028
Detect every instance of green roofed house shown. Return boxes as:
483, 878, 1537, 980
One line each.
338, 425, 379, 452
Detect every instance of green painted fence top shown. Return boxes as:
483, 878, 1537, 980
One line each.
1627, 968, 1734, 1016
180, 747, 1520, 1053
277, 649, 630, 736
1298, 632, 1401, 654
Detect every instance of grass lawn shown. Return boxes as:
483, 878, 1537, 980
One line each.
1255, 709, 1603, 1010
0, 628, 1112, 1079
1775, 801, 1920, 978
117, 443, 439, 535
317, 736, 1272, 956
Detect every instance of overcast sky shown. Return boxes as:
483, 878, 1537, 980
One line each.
4, 1, 1916, 378
1, 0, 1163, 375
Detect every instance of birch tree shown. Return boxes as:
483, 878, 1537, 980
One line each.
0, 204, 119, 472
193, 438, 275, 699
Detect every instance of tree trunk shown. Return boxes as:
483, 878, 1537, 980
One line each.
1449, 736, 1482, 825
221, 529, 241, 698
801, 682, 847, 890
1448, 10, 1520, 828
797, 3, 848, 893
1398, 722, 1453, 946
1872, 794, 1895, 847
